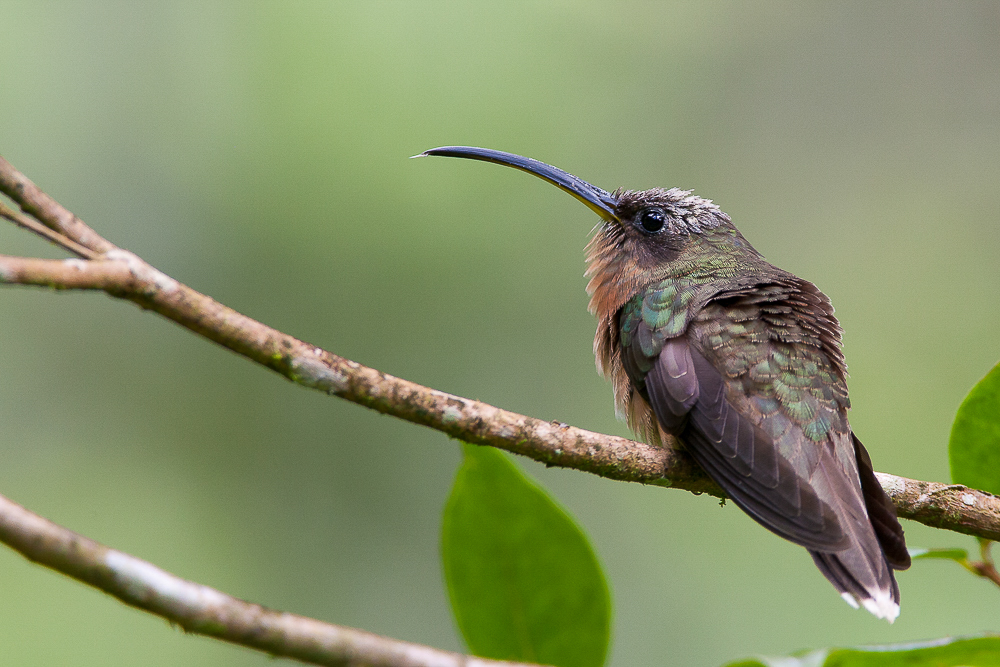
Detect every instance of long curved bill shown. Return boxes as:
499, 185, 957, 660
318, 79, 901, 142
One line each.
416, 146, 620, 222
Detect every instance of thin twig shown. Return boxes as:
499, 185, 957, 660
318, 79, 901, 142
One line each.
0, 201, 97, 259
0, 155, 115, 254
967, 539, 1000, 588
0, 490, 541, 667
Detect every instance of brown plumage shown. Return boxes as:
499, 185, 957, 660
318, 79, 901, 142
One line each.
421, 146, 909, 621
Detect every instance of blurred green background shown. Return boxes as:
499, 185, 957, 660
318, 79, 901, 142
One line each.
1, 2, 998, 665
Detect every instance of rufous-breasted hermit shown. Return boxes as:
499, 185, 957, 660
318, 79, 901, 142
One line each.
418, 146, 909, 621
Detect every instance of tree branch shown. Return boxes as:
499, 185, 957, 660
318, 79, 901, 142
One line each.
1, 156, 997, 537
2, 152, 999, 663
0, 489, 538, 667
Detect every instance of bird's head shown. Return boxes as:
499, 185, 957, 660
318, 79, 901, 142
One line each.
418, 146, 757, 317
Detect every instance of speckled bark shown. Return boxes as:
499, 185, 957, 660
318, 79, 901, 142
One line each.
0, 248, 729, 499
2, 153, 999, 539
878, 473, 1000, 542
0, 493, 537, 667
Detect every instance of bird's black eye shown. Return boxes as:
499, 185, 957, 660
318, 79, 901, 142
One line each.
637, 208, 666, 233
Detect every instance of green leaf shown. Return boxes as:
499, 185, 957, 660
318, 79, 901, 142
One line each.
725, 636, 1000, 666
949, 362, 1000, 493
441, 443, 611, 667
908, 547, 969, 562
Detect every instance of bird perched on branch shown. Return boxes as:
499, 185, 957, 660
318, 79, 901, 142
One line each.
419, 146, 909, 621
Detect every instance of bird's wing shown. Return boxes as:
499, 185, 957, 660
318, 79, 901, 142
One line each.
626, 280, 867, 551
646, 335, 851, 551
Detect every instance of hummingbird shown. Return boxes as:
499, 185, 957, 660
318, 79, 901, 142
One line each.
419, 146, 910, 621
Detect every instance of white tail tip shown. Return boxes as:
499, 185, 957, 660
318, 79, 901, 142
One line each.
841, 590, 899, 623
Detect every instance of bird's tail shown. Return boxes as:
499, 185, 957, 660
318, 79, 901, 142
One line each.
809, 434, 909, 622
810, 543, 900, 622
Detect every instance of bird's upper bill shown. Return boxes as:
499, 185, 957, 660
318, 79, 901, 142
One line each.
417, 146, 621, 222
